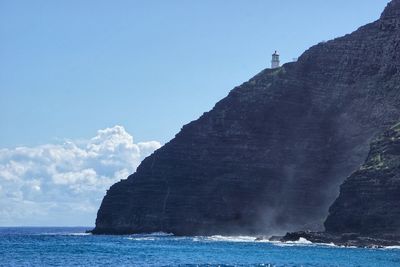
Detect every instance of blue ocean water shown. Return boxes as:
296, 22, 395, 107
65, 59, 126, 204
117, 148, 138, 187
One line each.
0, 227, 399, 267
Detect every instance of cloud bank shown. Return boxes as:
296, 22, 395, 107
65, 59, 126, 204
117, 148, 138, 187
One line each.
0, 126, 161, 226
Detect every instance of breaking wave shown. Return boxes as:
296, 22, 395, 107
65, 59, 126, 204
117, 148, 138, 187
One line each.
382, 245, 400, 250
40, 232, 92, 236
123, 233, 400, 250
125, 232, 174, 241
193, 235, 263, 243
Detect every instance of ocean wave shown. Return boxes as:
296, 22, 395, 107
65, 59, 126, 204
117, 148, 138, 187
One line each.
125, 232, 174, 241
39, 232, 92, 236
123, 233, 400, 250
194, 236, 331, 247
272, 237, 314, 247
193, 235, 260, 243
67, 232, 92, 236
144, 232, 174, 236
126, 237, 157, 241
270, 238, 349, 249
382, 245, 400, 250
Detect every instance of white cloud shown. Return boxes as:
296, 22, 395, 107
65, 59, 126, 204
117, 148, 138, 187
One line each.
0, 125, 161, 226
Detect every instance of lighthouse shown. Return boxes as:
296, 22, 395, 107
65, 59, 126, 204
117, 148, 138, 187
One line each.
271, 50, 280, 69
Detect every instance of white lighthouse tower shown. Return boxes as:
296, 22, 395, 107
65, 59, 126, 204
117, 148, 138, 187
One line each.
271, 50, 280, 69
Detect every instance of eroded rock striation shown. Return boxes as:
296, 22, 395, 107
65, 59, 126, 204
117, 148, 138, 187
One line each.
93, 0, 400, 235
325, 123, 400, 237
280, 123, 400, 247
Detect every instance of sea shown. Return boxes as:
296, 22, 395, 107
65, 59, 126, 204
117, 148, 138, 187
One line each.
1, 227, 399, 267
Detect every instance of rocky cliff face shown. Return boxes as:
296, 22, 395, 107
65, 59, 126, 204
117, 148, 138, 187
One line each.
93, 0, 400, 235
325, 123, 400, 237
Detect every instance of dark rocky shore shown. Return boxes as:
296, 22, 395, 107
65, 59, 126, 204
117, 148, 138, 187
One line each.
93, 0, 400, 247
275, 231, 400, 248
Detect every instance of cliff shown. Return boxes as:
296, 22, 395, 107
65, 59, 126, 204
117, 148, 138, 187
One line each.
93, 0, 400, 236
324, 123, 400, 237
280, 123, 400, 247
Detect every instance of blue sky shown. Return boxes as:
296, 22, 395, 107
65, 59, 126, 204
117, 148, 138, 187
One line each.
0, 0, 389, 147
0, 0, 390, 226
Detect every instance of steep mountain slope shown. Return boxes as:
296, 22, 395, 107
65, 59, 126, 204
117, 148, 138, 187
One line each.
281, 122, 400, 247
93, 0, 400, 235
325, 122, 400, 237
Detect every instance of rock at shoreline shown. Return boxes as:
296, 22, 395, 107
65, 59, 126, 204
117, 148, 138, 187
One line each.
280, 231, 400, 248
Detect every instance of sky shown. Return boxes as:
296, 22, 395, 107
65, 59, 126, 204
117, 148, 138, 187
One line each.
0, 0, 390, 226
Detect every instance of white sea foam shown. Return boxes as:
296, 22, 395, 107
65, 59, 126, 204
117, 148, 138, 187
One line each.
324, 242, 338, 247
124, 232, 400, 250
40, 232, 91, 236
126, 233, 263, 243
145, 232, 174, 236
126, 237, 156, 241
209, 235, 257, 242
193, 235, 282, 243
67, 232, 92, 236
125, 232, 174, 241
291, 237, 313, 244
383, 246, 400, 250
273, 237, 314, 247
199, 235, 259, 243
